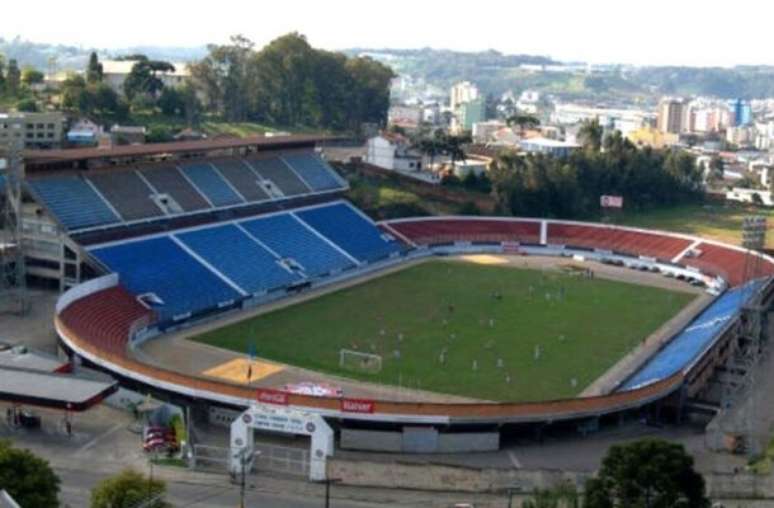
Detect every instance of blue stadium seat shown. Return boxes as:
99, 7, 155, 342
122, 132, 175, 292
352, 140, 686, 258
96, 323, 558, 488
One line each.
239, 213, 354, 277
282, 154, 343, 191
295, 202, 402, 262
246, 157, 310, 196
620, 280, 765, 391
179, 163, 243, 207
90, 236, 242, 320
175, 225, 299, 294
28, 177, 120, 230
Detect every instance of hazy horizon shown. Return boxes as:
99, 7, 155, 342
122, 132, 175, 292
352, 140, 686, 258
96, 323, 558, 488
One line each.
5, 0, 773, 67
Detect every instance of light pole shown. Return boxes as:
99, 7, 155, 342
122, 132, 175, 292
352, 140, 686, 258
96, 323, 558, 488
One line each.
507, 484, 522, 508
323, 478, 342, 508
235, 448, 260, 508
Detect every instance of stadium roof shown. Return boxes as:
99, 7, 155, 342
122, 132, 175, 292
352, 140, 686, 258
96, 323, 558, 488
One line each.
0, 367, 117, 411
22, 134, 339, 166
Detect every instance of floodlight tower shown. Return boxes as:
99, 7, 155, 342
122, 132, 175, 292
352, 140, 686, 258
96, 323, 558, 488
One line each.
0, 132, 28, 315
718, 216, 769, 456
737, 216, 768, 457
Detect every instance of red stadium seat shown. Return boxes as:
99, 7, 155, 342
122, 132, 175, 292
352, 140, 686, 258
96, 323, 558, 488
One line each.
59, 286, 154, 355
548, 223, 691, 260
390, 219, 541, 245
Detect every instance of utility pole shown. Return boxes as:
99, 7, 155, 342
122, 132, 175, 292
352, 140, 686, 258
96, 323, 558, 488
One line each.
235, 447, 259, 508
323, 478, 342, 508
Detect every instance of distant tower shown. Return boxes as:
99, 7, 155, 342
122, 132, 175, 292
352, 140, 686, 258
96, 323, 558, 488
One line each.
47, 56, 58, 83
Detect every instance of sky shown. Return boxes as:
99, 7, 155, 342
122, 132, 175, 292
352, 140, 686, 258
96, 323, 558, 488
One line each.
4, 0, 773, 67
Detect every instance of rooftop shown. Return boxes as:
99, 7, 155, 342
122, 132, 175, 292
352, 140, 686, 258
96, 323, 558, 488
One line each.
23, 134, 338, 166
101, 59, 191, 77
0, 366, 117, 410
521, 137, 580, 148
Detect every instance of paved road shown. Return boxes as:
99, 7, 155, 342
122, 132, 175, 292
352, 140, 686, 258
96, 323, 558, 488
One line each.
56, 466, 389, 508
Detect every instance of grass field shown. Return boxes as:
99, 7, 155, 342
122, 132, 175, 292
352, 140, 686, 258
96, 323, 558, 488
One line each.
192, 261, 695, 402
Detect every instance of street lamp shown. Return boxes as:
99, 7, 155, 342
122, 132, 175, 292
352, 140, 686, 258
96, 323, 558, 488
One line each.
234, 448, 260, 508
323, 477, 342, 508
506, 483, 522, 508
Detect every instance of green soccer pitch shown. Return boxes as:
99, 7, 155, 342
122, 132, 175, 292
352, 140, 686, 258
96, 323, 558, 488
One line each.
191, 260, 696, 402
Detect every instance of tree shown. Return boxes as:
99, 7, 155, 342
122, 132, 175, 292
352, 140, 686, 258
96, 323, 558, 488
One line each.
124, 57, 175, 101
16, 97, 38, 112
0, 440, 60, 507
189, 32, 393, 131
87, 52, 104, 83
507, 113, 540, 135
179, 83, 203, 126
523, 482, 579, 508
146, 125, 174, 143
577, 119, 604, 153
21, 67, 44, 86
158, 87, 185, 116
189, 35, 254, 122
0, 55, 6, 94
583, 439, 709, 508
457, 201, 482, 215
90, 469, 168, 508
441, 132, 472, 167
6, 58, 21, 96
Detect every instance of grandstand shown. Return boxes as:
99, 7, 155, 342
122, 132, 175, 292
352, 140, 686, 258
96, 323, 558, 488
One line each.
87, 201, 403, 322
19, 136, 347, 290
619, 279, 765, 391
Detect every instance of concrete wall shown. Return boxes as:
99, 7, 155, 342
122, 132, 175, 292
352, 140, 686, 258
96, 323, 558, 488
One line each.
328, 458, 589, 494
340, 428, 499, 454
329, 458, 774, 504
341, 430, 402, 452
706, 472, 774, 500
438, 432, 499, 453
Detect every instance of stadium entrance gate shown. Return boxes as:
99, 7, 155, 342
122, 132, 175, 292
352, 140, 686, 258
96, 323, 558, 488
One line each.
229, 403, 333, 481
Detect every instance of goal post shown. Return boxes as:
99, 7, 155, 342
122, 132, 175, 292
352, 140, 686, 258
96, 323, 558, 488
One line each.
339, 349, 383, 374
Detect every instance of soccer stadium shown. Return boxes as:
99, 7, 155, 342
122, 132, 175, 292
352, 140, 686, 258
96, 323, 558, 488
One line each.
10, 135, 774, 468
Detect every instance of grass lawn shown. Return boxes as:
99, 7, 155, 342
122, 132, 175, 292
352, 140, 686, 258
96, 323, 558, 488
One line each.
608, 203, 774, 249
192, 261, 695, 402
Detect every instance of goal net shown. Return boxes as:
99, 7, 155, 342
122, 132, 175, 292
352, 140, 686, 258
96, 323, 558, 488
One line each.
339, 349, 383, 374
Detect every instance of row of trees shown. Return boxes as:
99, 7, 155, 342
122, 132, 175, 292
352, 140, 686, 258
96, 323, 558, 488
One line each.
0, 54, 45, 111
189, 33, 394, 131
521, 439, 709, 508
1, 437, 709, 507
60, 52, 202, 125
488, 120, 702, 218
0, 440, 167, 508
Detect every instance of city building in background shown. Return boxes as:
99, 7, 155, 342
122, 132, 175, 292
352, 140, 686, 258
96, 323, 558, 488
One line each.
457, 98, 486, 132
657, 98, 686, 134
0, 112, 66, 149
729, 98, 753, 127
520, 137, 580, 157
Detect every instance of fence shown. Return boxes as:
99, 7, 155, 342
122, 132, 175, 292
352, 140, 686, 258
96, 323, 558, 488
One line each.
192, 442, 309, 478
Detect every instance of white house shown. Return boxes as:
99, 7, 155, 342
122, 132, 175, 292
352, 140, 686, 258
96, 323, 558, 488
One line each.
366, 134, 423, 172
